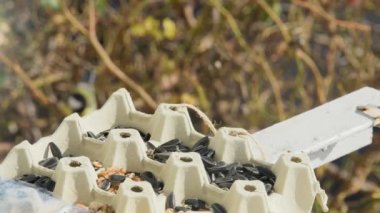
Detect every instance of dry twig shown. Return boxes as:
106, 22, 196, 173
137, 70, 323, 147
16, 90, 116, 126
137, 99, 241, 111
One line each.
294, 0, 371, 32
0, 53, 51, 105
295, 49, 327, 103
61, 0, 157, 109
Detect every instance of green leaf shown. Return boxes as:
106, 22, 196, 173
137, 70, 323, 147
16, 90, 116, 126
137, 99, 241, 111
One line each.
96, 0, 107, 14
40, 0, 60, 10
162, 18, 176, 40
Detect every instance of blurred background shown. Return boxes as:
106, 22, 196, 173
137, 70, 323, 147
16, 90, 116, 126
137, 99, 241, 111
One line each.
0, 0, 380, 212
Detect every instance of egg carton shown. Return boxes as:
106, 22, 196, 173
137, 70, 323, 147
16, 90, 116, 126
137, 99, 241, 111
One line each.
0, 88, 328, 213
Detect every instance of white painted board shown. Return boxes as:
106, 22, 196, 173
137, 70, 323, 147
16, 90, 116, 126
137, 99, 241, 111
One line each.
251, 87, 380, 168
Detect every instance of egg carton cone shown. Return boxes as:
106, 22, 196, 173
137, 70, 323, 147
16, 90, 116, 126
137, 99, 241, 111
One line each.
0, 88, 328, 213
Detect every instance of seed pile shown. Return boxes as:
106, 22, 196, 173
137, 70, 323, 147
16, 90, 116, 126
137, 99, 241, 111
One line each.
144, 137, 214, 163
97, 167, 164, 194
97, 167, 135, 193
38, 142, 63, 170
144, 136, 276, 194
17, 174, 56, 192
165, 192, 227, 213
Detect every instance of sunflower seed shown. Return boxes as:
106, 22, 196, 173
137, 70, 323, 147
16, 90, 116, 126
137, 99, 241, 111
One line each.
35, 176, 52, 190
214, 177, 233, 184
231, 173, 248, 181
206, 149, 216, 158
191, 136, 210, 151
109, 174, 126, 183
100, 179, 111, 191
166, 192, 175, 209
141, 171, 158, 189
87, 131, 96, 138
174, 206, 191, 212
194, 146, 210, 156
145, 141, 155, 150
38, 157, 59, 170
210, 203, 227, 213
192, 144, 207, 152
257, 166, 276, 181
156, 181, 164, 192
207, 163, 236, 173
19, 174, 40, 184
96, 130, 109, 139
242, 164, 260, 177
49, 142, 62, 159
154, 152, 171, 162
177, 144, 190, 152
265, 183, 274, 194
210, 173, 216, 182
142, 133, 151, 142
184, 198, 207, 211
201, 156, 218, 168
45, 179, 56, 192
159, 139, 181, 149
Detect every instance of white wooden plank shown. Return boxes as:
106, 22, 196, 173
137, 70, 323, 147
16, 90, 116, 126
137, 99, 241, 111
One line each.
251, 87, 380, 168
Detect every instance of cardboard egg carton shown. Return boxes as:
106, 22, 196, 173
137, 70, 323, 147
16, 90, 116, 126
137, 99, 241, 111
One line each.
0, 89, 328, 213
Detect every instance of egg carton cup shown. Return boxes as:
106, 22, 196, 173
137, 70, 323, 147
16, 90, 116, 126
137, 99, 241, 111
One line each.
0, 88, 328, 213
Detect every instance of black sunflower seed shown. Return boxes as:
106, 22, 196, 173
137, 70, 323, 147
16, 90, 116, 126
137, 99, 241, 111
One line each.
163, 144, 180, 152
227, 164, 238, 176
184, 198, 207, 211
34, 176, 51, 188
96, 130, 109, 139
87, 131, 96, 138
191, 136, 210, 151
242, 164, 260, 177
201, 156, 218, 168
153, 146, 168, 154
214, 177, 234, 184
142, 133, 151, 142
156, 181, 164, 192
264, 183, 274, 194
146, 141, 156, 150
154, 152, 171, 162
206, 149, 215, 158
207, 163, 236, 174
192, 144, 207, 152
141, 171, 158, 189
48, 142, 62, 159
19, 174, 40, 184
210, 173, 216, 182
166, 192, 175, 209
195, 146, 210, 156
218, 182, 232, 189
109, 174, 126, 183
259, 176, 269, 182
45, 179, 56, 192
216, 161, 225, 166
177, 144, 191, 152
38, 157, 59, 170
257, 166, 276, 181
267, 177, 276, 185
231, 173, 248, 181
211, 203, 227, 213
215, 172, 225, 178
100, 179, 111, 191
174, 206, 191, 212
159, 139, 181, 149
